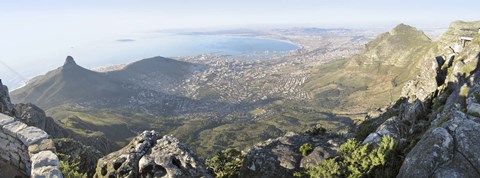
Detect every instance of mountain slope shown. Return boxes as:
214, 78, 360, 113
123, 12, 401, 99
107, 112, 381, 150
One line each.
11, 56, 136, 109
106, 56, 206, 94
305, 24, 433, 114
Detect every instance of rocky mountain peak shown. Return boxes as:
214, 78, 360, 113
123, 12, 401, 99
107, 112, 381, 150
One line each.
389, 23, 420, 35
63, 56, 78, 68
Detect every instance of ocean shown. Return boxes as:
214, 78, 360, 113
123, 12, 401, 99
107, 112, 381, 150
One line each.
0, 33, 299, 90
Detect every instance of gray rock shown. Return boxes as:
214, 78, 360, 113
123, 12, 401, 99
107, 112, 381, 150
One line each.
240, 132, 338, 178
31, 150, 60, 169
31, 166, 63, 178
0, 80, 15, 115
362, 132, 382, 144
300, 146, 335, 168
0, 113, 14, 126
16, 126, 49, 146
28, 138, 56, 156
363, 116, 405, 144
14, 103, 67, 138
399, 111, 480, 178
467, 103, 480, 116
94, 130, 210, 178
401, 100, 427, 123
3, 121, 28, 136
397, 127, 454, 178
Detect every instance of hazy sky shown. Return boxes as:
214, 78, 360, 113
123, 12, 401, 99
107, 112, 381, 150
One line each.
0, 0, 479, 89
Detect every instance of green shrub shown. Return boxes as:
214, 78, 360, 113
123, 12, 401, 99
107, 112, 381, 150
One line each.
206, 148, 244, 178
301, 136, 397, 178
300, 143, 314, 157
59, 159, 88, 178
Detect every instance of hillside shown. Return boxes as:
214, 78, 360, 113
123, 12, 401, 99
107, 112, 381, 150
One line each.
305, 24, 434, 115
106, 56, 206, 94
11, 56, 136, 109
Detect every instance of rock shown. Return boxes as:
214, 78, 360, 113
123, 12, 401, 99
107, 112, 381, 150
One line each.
16, 126, 49, 146
3, 121, 28, 136
31, 150, 60, 169
31, 166, 63, 178
0, 80, 15, 115
15, 103, 68, 138
397, 127, 454, 178
401, 99, 427, 123
239, 132, 338, 178
94, 130, 210, 178
362, 132, 382, 144
375, 117, 404, 139
467, 102, 480, 116
0, 114, 15, 126
363, 116, 405, 144
28, 139, 56, 156
300, 147, 335, 168
398, 111, 480, 178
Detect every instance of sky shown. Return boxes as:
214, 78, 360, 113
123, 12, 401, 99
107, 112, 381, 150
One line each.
0, 0, 479, 89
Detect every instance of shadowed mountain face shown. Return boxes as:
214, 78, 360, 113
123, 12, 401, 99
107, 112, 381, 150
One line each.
106, 56, 206, 94
11, 56, 203, 110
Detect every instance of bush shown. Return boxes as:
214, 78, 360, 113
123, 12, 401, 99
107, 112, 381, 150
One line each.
206, 148, 244, 178
300, 143, 314, 157
301, 136, 397, 178
59, 159, 88, 178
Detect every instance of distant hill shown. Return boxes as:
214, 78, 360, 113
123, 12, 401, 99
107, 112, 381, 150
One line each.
106, 56, 206, 94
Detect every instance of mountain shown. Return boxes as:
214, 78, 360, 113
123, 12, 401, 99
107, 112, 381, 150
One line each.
11, 56, 136, 109
10, 56, 206, 154
305, 23, 433, 114
3, 20, 480, 178
105, 56, 206, 94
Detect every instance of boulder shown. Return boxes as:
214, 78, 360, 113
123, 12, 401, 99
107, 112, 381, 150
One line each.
239, 132, 339, 178
397, 127, 454, 178
398, 111, 480, 178
94, 130, 210, 178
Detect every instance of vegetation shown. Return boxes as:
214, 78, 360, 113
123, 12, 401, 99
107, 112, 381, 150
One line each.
58, 154, 88, 178
206, 148, 245, 178
297, 136, 398, 178
300, 143, 314, 157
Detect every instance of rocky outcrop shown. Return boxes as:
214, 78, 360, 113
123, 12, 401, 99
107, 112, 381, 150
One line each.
398, 111, 480, 178
0, 80, 15, 115
239, 132, 340, 178
15, 103, 68, 138
94, 130, 210, 178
